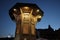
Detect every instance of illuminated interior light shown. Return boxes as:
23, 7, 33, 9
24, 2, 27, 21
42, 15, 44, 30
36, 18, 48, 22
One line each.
24, 13, 29, 18
13, 9, 16, 11
24, 13, 29, 14
38, 16, 41, 18
24, 7, 29, 9
37, 9, 39, 12
37, 16, 42, 18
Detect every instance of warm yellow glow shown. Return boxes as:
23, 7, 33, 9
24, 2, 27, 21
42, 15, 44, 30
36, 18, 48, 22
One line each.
13, 9, 16, 11
23, 24, 29, 34
38, 16, 41, 18
37, 9, 39, 12
24, 13, 29, 14
24, 7, 29, 9
31, 25, 35, 35
37, 15, 42, 18
34, 18, 37, 22
24, 13, 29, 18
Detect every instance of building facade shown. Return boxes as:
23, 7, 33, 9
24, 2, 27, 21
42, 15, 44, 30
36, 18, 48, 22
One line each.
9, 3, 43, 40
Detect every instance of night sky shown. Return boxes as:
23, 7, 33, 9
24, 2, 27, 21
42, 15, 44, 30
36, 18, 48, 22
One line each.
0, 0, 60, 37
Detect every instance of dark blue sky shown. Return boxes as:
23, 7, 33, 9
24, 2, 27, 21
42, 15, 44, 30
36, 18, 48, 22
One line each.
0, 0, 60, 37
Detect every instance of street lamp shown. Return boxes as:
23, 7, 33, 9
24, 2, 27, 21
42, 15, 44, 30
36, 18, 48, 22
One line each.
9, 3, 44, 40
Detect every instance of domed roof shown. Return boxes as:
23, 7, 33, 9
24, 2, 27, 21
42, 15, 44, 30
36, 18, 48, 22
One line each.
9, 3, 44, 21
